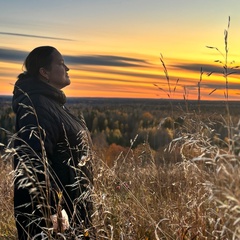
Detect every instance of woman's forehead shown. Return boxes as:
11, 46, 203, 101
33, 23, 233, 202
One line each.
52, 49, 64, 61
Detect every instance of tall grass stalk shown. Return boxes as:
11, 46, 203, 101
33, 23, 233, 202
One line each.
206, 16, 239, 144
154, 54, 180, 116
198, 67, 203, 113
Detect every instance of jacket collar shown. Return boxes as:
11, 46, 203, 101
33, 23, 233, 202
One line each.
12, 76, 66, 112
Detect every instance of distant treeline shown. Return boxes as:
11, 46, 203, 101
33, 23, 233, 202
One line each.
1, 97, 240, 150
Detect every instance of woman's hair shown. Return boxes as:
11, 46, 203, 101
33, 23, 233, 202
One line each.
19, 46, 56, 79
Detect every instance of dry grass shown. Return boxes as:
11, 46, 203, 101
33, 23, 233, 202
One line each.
1, 113, 240, 239
91, 115, 240, 239
0, 157, 16, 239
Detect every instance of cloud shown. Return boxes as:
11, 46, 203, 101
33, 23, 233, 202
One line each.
75, 75, 156, 84
173, 63, 240, 75
0, 31, 74, 41
0, 48, 27, 62
172, 63, 240, 91
0, 47, 150, 68
72, 65, 162, 80
201, 82, 240, 90
64, 55, 150, 67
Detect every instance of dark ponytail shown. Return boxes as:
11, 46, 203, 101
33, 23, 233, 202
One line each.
18, 71, 31, 80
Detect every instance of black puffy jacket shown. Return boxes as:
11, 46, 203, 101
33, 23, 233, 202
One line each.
12, 75, 93, 237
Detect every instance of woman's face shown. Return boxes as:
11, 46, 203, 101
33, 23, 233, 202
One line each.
45, 49, 70, 89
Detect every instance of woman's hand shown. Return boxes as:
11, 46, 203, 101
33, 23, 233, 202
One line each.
50, 209, 69, 232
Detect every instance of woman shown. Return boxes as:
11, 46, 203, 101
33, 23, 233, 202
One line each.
12, 46, 94, 239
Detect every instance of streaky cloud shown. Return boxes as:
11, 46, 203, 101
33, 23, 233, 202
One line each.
172, 63, 240, 74
173, 63, 240, 75
0, 31, 74, 41
201, 82, 240, 90
72, 66, 163, 79
76, 75, 157, 84
64, 55, 150, 67
0, 48, 27, 61
0, 47, 151, 68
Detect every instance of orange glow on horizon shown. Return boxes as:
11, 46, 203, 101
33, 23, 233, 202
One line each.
1, 52, 240, 101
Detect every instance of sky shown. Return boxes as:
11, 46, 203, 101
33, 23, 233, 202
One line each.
1, 0, 240, 100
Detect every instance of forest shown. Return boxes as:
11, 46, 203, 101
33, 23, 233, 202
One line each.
1, 96, 239, 151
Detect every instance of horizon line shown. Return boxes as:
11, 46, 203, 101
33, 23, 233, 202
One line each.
0, 95, 237, 102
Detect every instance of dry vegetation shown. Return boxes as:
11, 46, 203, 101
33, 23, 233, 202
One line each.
91, 113, 240, 239
0, 156, 16, 239
1, 110, 240, 239
1, 17, 240, 240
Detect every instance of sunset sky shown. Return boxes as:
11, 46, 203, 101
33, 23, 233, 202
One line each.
1, 0, 240, 100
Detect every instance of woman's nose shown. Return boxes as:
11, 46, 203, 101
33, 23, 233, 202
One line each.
65, 64, 69, 71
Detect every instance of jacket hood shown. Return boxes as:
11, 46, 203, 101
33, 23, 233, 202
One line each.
12, 75, 66, 113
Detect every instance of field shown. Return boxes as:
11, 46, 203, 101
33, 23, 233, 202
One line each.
1, 97, 240, 239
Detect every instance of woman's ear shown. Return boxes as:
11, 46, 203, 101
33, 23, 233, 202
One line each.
39, 67, 49, 80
